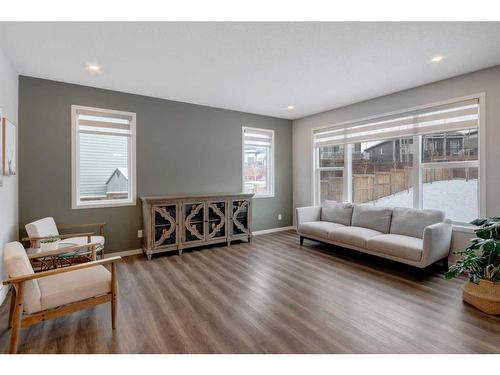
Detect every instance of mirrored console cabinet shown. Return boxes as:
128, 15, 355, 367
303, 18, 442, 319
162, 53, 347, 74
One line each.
141, 193, 254, 259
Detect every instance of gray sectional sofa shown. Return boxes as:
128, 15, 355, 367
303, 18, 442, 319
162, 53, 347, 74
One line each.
296, 201, 452, 268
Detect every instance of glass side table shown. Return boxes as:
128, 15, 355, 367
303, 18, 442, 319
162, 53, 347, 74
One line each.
27, 242, 95, 271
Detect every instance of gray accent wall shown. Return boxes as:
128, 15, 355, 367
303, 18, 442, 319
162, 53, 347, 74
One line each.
19, 76, 292, 254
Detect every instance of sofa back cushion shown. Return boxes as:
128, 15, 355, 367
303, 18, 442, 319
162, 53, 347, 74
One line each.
390, 207, 445, 239
351, 205, 393, 233
321, 201, 353, 226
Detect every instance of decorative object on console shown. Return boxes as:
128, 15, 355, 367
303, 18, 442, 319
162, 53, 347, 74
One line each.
2, 117, 16, 176
141, 193, 253, 259
446, 217, 500, 315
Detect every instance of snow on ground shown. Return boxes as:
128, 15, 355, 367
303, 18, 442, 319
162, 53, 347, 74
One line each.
367, 179, 478, 223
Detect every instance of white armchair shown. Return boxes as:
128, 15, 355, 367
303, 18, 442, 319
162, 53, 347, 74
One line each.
24, 217, 105, 258
3, 241, 121, 354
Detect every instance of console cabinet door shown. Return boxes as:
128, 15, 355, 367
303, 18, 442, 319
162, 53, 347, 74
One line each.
206, 200, 227, 240
182, 201, 206, 244
231, 199, 250, 237
152, 204, 178, 249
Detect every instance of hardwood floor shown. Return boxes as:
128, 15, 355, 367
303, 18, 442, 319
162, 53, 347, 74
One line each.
1, 230, 499, 353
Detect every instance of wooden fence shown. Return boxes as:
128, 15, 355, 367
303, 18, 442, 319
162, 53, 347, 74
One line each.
353, 167, 412, 203
322, 166, 476, 204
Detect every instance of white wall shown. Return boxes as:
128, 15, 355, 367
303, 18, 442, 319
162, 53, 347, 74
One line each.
293, 64, 500, 251
0, 46, 18, 303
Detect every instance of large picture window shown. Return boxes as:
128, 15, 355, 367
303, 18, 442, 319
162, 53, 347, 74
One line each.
313, 97, 483, 224
72, 105, 136, 208
242, 127, 274, 197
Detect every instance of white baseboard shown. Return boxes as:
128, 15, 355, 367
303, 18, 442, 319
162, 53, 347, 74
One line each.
104, 248, 143, 258
103, 228, 297, 259
253, 226, 296, 236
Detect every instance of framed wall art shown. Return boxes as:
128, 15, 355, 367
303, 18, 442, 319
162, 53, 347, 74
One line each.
3, 116, 16, 176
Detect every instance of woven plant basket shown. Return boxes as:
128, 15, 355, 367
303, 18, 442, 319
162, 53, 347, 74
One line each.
462, 280, 500, 315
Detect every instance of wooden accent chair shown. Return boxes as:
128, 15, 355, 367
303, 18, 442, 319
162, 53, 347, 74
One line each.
2, 241, 121, 354
24, 217, 106, 259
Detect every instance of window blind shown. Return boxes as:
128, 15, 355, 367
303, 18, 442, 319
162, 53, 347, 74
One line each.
243, 127, 273, 147
76, 108, 133, 136
314, 99, 479, 146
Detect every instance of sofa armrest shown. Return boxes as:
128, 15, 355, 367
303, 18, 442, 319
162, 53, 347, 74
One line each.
421, 219, 452, 267
296, 206, 322, 228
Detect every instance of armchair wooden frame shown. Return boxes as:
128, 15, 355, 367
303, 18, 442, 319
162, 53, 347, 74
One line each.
2, 251, 121, 354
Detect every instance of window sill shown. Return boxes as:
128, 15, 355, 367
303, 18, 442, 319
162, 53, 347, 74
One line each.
253, 194, 275, 199
452, 223, 477, 234
73, 199, 137, 209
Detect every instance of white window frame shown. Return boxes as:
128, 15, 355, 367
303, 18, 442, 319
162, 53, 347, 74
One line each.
311, 93, 486, 225
242, 126, 275, 198
71, 105, 137, 209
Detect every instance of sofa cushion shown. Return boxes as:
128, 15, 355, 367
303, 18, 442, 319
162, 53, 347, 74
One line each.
328, 226, 383, 248
321, 201, 353, 226
38, 265, 111, 311
366, 234, 423, 261
298, 221, 345, 238
351, 205, 393, 234
390, 207, 445, 239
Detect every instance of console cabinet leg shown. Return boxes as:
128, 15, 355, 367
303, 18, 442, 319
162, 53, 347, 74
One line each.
300, 236, 304, 246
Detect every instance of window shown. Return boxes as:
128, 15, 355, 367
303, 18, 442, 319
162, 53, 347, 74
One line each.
242, 127, 274, 197
352, 137, 414, 208
313, 96, 483, 224
316, 144, 344, 203
72, 105, 136, 208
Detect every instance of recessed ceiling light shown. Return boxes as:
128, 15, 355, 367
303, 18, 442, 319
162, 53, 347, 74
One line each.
431, 56, 444, 63
287, 105, 295, 110
87, 64, 102, 72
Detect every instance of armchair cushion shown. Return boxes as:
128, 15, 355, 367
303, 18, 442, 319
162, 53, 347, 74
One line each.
38, 266, 111, 311
25, 217, 60, 247
390, 207, 445, 239
4, 242, 42, 314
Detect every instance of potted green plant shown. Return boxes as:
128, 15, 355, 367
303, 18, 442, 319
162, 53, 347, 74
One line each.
39, 235, 61, 252
445, 217, 500, 315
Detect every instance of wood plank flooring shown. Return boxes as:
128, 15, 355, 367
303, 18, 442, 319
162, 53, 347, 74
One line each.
1, 230, 499, 353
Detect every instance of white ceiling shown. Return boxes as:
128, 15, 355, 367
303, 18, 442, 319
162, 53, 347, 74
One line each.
1, 22, 500, 119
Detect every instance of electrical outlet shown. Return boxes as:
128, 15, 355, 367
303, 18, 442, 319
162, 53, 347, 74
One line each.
137, 229, 143, 238
278, 214, 282, 221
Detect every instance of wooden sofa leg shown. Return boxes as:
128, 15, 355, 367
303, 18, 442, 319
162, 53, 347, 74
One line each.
300, 236, 304, 246
9, 284, 24, 354
8, 286, 16, 328
111, 263, 117, 329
